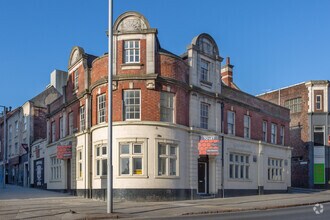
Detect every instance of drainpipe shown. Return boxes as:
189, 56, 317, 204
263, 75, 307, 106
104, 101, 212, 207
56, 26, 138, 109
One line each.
220, 102, 225, 198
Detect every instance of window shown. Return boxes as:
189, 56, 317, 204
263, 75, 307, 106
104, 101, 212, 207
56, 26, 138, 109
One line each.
271, 123, 277, 144
284, 97, 302, 113
68, 112, 74, 135
77, 150, 83, 178
158, 143, 178, 176
160, 92, 174, 122
123, 90, 140, 120
262, 121, 267, 142
23, 116, 27, 131
280, 126, 285, 145
200, 59, 209, 82
9, 145, 11, 156
268, 158, 283, 181
8, 125, 12, 141
244, 115, 251, 139
59, 117, 64, 138
95, 145, 107, 176
316, 95, 322, 110
50, 156, 61, 180
200, 103, 209, 129
124, 40, 140, 63
229, 153, 250, 180
14, 142, 18, 155
15, 121, 18, 134
119, 142, 144, 176
227, 111, 235, 135
314, 126, 324, 146
74, 70, 79, 90
80, 106, 85, 131
51, 122, 56, 142
97, 94, 106, 124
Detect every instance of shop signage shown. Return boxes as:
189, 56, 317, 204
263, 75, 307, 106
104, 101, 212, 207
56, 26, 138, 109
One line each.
57, 145, 72, 159
198, 135, 220, 156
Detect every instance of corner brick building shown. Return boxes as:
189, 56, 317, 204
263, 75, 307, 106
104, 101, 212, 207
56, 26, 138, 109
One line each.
43, 11, 291, 200
258, 81, 330, 189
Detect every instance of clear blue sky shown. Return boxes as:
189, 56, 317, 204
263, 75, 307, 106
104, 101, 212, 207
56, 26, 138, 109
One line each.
1, 0, 330, 109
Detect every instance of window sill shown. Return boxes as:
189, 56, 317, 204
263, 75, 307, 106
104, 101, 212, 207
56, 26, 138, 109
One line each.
155, 175, 180, 179
94, 175, 108, 179
200, 80, 213, 87
116, 175, 149, 179
50, 180, 62, 183
267, 180, 285, 183
121, 63, 143, 70
227, 178, 252, 182
76, 177, 83, 181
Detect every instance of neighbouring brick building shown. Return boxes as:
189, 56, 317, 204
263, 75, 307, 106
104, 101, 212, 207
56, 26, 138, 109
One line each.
44, 11, 291, 200
258, 81, 330, 189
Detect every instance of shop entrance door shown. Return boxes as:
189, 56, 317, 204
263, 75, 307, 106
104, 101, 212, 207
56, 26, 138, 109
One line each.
198, 162, 207, 194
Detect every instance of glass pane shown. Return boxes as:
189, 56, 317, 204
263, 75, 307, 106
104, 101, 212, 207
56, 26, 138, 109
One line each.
235, 165, 239, 178
229, 164, 233, 178
96, 147, 100, 156
229, 154, 233, 162
170, 158, 176, 175
170, 146, 176, 155
240, 155, 244, 163
134, 145, 142, 154
121, 144, 130, 154
245, 156, 249, 164
96, 160, 100, 176
121, 158, 130, 175
102, 146, 107, 155
235, 155, 238, 162
240, 165, 244, 178
246, 166, 249, 179
102, 159, 107, 176
133, 158, 142, 174
158, 144, 166, 155
158, 158, 166, 175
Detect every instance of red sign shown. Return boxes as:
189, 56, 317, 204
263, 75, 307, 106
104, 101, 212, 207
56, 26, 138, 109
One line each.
198, 135, 220, 156
57, 146, 72, 159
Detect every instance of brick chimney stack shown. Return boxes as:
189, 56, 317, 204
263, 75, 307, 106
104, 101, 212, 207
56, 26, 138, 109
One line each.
221, 57, 235, 88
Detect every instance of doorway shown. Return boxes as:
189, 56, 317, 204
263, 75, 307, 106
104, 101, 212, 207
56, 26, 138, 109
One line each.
67, 159, 71, 192
198, 156, 209, 194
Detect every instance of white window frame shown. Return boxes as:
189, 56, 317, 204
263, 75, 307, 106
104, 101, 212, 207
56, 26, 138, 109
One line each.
244, 115, 251, 139
74, 70, 79, 90
97, 94, 106, 124
50, 156, 62, 180
200, 59, 210, 82
160, 92, 174, 123
95, 145, 107, 177
200, 102, 209, 129
316, 95, 322, 110
119, 142, 145, 176
227, 111, 235, 135
271, 123, 277, 144
123, 90, 141, 120
76, 149, 83, 179
80, 106, 85, 131
268, 158, 283, 181
229, 153, 250, 180
262, 121, 267, 142
157, 142, 179, 177
124, 40, 140, 63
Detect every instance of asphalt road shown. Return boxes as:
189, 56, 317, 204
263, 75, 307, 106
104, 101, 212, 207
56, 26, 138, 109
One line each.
153, 203, 330, 220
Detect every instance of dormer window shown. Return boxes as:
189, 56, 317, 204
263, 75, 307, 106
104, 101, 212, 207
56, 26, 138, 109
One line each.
124, 40, 140, 63
200, 59, 209, 82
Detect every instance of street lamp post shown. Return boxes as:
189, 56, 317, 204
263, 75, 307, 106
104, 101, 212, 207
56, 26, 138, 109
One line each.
107, 0, 114, 214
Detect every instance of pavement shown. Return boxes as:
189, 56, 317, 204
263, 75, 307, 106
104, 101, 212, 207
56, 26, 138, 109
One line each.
1, 184, 330, 219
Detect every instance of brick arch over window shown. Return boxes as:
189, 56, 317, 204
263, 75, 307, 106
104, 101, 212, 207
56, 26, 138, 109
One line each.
191, 33, 220, 57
